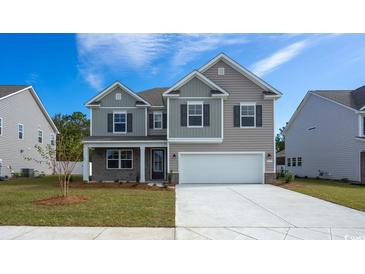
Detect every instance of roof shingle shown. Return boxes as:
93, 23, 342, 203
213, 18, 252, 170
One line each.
137, 87, 168, 106
0, 85, 30, 99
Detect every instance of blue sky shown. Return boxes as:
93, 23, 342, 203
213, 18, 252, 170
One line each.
1, 33, 365, 132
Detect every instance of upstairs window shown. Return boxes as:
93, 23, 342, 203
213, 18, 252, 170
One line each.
298, 157, 302, 167
113, 112, 126, 133
292, 157, 297, 167
17, 123, 24, 140
38, 130, 43, 144
287, 158, 291, 167
188, 102, 203, 127
240, 104, 256, 127
218, 67, 225, 75
115, 93, 122, 100
153, 112, 162, 129
0, 117, 3, 136
50, 133, 55, 146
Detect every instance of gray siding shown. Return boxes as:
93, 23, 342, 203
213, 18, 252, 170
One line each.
169, 98, 221, 138
169, 59, 275, 174
147, 108, 167, 136
92, 107, 146, 136
0, 90, 56, 177
179, 77, 212, 97
286, 94, 364, 182
99, 87, 139, 107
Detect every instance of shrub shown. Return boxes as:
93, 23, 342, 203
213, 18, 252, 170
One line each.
136, 174, 140, 183
284, 171, 295, 183
114, 179, 119, 183
341, 178, 349, 183
168, 171, 173, 184
304, 176, 308, 179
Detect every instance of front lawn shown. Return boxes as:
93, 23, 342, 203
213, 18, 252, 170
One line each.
0, 176, 175, 227
279, 178, 365, 212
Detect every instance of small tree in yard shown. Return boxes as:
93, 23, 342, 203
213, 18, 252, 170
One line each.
26, 112, 89, 197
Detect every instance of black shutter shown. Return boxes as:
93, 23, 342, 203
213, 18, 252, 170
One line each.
181, 104, 187, 127
163, 113, 167, 129
233, 105, 240, 127
127, 113, 133, 132
256, 105, 262, 127
363, 117, 365, 135
107, 113, 113, 132
149, 113, 153, 129
203, 104, 210, 126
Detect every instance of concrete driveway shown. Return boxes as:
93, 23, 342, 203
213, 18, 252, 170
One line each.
176, 184, 365, 240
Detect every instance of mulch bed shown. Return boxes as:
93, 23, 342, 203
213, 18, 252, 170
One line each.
33, 195, 89, 206
69, 181, 174, 191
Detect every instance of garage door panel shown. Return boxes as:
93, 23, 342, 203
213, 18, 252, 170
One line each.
179, 153, 264, 184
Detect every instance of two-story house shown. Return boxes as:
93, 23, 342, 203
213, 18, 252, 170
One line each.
0, 85, 58, 177
82, 53, 282, 184
284, 86, 365, 183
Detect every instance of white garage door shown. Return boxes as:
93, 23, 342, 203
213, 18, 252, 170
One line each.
179, 153, 264, 184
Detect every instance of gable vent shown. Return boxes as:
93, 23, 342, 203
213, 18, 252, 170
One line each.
218, 67, 225, 75
115, 93, 122, 100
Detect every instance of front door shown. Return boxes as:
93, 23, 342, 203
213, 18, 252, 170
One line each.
152, 149, 165, 180
361, 152, 365, 183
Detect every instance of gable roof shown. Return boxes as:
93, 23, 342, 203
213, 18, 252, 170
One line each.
0, 85, 59, 133
199, 53, 282, 97
138, 87, 167, 106
163, 70, 229, 96
85, 81, 151, 107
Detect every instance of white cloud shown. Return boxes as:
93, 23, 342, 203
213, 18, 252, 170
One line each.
251, 40, 309, 77
76, 33, 248, 89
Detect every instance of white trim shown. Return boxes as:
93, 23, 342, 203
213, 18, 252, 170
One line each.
163, 70, 229, 96
17, 123, 24, 140
153, 111, 163, 130
273, 100, 276, 173
221, 98, 224, 140
360, 151, 364, 183
361, 105, 365, 111
168, 138, 223, 144
85, 81, 151, 107
37, 129, 43, 144
90, 108, 93, 136
83, 140, 166, 144
167, 142, 170, 173
99, 106, 139, 109
151, 106, 166, 108
198, 53, 282, 96
358, 114, 364, 137
178, 151, 266, 184
113, 111, 127, 134
0, 117, 3, 136
145, 108, 147, 136
187, 101, 203, 128
240, 102, 256, 128
106, 149, 133, 170
177, 97, 222, 100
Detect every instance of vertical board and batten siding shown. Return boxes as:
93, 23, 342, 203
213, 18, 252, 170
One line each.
286, 94, 364, 182
169, 60, 275, 174
147, 108, 167, 136
179, 77, 212, 97
92, 107, 145, 136
0, 90, 56, 177
99, 87, 139, 107
169, 98, 221, 138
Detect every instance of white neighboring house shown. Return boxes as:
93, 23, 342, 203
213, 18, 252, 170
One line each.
284, 85, 365, 183
0, 85, 58, 177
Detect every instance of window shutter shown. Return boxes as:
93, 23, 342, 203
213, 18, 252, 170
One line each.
107, 113, 113, 132
233, 106, 240, 127
203, 104, 210, 126
127, 113, 133, 132
163, 113, 167, 129
181, 104, 187, 127
363, 117, 365, 135
149, 113, 153, 129
256, 105, 262, 127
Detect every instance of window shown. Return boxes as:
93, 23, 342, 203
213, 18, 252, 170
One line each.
115, 93, 122, 100
38, 130, 43, 144
120, 150, 133, 169
0, 117, 2, 136
106, 149, 133, 169
106, 150, 119, 169
153, 112, 162, 129
292, 157, 297, 167
50, 133, 55, 146
113, 112, 126, 133
17, 123, 24, 140
188, 102, 203, 127
240, 104, 256, 127
287, 158, 291, 167
298, 157, 302, 167
218, 67, 225, 75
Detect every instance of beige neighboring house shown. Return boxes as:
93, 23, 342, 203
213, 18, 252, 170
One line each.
0, 85, 58, 177
83, 53, 282, 184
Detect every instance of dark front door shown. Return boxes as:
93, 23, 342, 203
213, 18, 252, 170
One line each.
152, 149, 165, 180
361, 152, 365, 183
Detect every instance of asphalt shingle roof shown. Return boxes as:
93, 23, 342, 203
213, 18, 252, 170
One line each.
0, 85, 30, 99
138, 87, 168, 106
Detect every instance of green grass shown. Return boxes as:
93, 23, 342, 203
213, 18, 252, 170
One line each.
0, 176, 175, 227
280, 178, 365, 212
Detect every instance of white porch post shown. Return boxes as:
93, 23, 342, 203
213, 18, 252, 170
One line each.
83, 144, 89, 182
140, 146, 145, 183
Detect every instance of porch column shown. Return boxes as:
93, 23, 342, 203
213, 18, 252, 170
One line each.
83, 144, 89, 182
140, 146, 145, 183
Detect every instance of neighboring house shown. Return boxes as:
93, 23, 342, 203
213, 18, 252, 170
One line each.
284, 86, 365, 183
276, 150, 286, 173
82, 53, 282, 184
0, 85, 58, 177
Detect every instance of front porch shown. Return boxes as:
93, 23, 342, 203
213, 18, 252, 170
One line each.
83, 136, 167, 183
